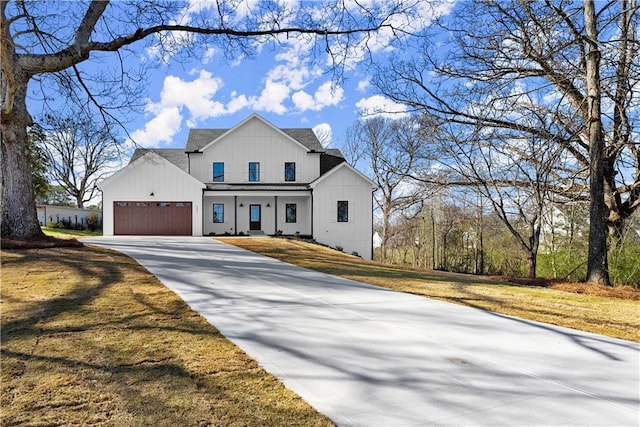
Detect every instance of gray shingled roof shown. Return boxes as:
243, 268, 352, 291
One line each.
129, 148, 188, 172
185, 129, 227, 152
324, 148, 345, 159
186, 128, 325, 152
129, 124, 331, 173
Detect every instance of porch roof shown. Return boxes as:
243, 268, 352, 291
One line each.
205, 183, 310, 191
204, 190, 310, 197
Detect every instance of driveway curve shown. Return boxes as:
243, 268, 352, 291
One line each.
85, 236, 640, 426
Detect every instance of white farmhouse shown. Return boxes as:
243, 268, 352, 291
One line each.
100, 114, 377, 258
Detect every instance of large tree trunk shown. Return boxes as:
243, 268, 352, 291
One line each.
583, 1, 611, 285
1, 78, 44, 240
380, 202, 392, 263
526, 252, 537, 279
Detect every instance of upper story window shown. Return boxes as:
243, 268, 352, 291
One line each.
337, 200, 348, 222
284, 162, 296, 182
249, 162, 260, 182
213, 162, 224, 182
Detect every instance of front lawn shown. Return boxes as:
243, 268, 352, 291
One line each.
218, 237, 640, 342
41, 226, 102, 239
1, 245, 333, 426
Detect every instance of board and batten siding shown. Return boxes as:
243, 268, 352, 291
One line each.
312, 165, 374, 259
189, 117, 321, 184
100, 153, 205, 236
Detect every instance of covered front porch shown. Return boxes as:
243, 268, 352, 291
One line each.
203, 190, 312, 236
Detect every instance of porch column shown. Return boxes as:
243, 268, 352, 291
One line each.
234, 195, 238, 234
310, 190, 314, 237
274, 196, 278, 233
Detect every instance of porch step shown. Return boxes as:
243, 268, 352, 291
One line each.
248, 230, 265, 236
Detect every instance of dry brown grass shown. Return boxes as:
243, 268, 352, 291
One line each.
1, 245, 333, 426
218, 237, 640, 342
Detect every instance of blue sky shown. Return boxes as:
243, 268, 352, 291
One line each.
128, 44, 412, 153
69, 1, 453, 156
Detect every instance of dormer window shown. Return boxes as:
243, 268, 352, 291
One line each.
284, 162, 296, 182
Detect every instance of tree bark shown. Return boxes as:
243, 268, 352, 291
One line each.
1, 77, 44, 240
583, 1, 611, 285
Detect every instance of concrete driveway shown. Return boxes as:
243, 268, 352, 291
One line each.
84, 236, 640, 426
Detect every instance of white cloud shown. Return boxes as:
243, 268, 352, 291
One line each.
153, 70, 225, 122
312, 123, 333, 147
250, 81, 291, 114
130, 107, 182, 147
355, 95, 408, 119
357, 78, 370, 93
291, 91, 315, 111
267, 64, 316, 91
131, 70, 226, 146
292, 81, 344, 112
202, 47, 216, 64
226, 91, 251, 114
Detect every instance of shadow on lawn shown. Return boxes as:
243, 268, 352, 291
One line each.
1, 247, 123, 343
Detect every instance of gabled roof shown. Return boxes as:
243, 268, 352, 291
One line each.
129, 148, 188, 172
100, 150, 204, 189
310, 161, 377, 190
186, 113, 325, 152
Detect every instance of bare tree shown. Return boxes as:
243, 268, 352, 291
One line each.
375, 0, 640, 284
41, 111, 120, 208
1, 0, 429, 240
345, 115, 432, 263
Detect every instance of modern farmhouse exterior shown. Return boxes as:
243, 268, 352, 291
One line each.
100, 114, 377, 258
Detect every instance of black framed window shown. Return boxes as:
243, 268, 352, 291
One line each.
337, 201, 348, 222
284, 162, 296, 181
213, 204, 224, 223
213, 162, 224, 182
286, 203, 297, 223
249, 162, 260, 182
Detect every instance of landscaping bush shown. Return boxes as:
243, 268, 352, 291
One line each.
86, 212, 100, 231
609, 242, 640, 287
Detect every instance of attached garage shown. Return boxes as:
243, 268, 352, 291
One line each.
99, 151, 205, 237
114, 201, 192, 235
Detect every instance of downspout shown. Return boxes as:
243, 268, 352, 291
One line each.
310, 190, 314, 238
201, 189, 205, 236
371, 188, 375, 260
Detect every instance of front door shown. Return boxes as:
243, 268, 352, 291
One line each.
250, 204, 261, 230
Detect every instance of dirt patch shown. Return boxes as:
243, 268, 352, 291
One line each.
1, 236, 83, 249
548, 282, 640, 300
487, 276, 639, 301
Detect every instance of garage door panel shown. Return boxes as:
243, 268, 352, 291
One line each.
114, 201, 192, 235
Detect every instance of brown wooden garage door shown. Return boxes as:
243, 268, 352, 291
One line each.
114, 201, 192, 235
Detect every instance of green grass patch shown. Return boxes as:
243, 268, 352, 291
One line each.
218, 237, 640, 342
41, 226, 102, 238
1, 245, 333, 426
